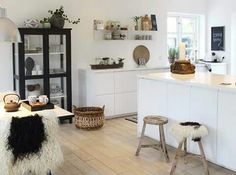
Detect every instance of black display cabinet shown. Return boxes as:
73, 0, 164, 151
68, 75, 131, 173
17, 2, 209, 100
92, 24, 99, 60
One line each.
13, 28, 72, 112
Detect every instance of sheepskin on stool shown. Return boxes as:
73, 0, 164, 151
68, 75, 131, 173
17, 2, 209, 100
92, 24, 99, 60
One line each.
0, 111, 63, 175
171, 122, 208, 143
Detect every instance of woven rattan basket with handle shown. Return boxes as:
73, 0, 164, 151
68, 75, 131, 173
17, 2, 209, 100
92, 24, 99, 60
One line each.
73, 105, 105, 129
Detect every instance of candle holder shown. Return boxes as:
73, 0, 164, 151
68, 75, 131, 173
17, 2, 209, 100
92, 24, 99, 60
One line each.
170, 60, 195, 74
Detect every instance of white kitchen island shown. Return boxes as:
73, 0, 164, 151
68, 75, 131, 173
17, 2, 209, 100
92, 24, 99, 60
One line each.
137, 72, 236, 171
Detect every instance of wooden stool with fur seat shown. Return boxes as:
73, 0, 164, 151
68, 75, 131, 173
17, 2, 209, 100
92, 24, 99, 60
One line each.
135, 115, 169, 162
170, 122, 209, 175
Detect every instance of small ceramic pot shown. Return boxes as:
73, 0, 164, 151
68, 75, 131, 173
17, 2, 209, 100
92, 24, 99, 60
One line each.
42, 22, 51, 28
50, 15, 65, 29
104, 32, 112, 40
168, 57, 175, 64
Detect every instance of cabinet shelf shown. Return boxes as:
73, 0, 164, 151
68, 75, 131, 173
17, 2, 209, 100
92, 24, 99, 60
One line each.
50, 94, 67, 99
49, 52, 65, 55
25, 75, 45, 80
25, 52, 43, 56
16, 52, 65, 57
49, 73, 67, 78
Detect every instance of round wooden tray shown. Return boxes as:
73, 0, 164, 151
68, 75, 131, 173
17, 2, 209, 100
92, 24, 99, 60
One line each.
133, 45, 150, 65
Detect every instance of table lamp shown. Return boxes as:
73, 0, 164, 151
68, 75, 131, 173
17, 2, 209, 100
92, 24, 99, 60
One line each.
0, 7, 21, 42
0, 7, 21, 101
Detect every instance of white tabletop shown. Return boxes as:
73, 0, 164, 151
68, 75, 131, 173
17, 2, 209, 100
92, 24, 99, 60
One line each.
0, 103, 73, 119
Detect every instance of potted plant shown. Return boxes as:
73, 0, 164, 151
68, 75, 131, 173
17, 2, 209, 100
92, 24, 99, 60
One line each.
40, 17, 51, 28
132, 16, 141, 31
168, 48, 178, 64
48, 6, 80, 28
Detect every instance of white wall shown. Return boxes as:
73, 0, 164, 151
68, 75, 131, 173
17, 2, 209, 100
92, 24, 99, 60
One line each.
1, 0, 207, 105
206, 0, 236, 75
167, 0, 207, 14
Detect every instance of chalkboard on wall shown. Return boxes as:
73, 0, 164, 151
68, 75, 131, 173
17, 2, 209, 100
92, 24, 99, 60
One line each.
211, 26, 225, 51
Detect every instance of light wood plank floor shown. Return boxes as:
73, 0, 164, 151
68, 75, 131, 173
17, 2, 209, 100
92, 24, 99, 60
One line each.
54, 118, 236, 175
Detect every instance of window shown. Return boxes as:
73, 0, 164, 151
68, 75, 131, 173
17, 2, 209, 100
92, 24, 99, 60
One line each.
167, 14, 200, 61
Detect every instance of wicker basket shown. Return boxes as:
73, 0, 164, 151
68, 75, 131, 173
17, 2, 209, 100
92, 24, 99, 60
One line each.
73, 105, 105, 130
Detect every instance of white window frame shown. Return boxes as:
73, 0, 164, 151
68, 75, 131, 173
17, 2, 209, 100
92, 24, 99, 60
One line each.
167, 13, 200, 61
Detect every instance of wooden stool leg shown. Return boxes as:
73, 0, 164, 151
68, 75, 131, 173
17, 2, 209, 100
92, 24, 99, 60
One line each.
160, 125, 169, 162
170, 140, 184, 175
159, 126, 163, 149
198, 140, 209, 175
184, 139, 187, 155
183, 138, 188, 164
135, 122, 146, 156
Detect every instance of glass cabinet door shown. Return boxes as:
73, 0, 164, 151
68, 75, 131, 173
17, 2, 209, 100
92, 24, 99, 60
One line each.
49, 35, 66, 75
50, 77, 67, 109
13, 43, 19, 76
24, 35, 44, 76
25, 79, 44, 98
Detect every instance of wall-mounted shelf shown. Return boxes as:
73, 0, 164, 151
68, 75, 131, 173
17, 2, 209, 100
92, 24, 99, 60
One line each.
94, 29, 158, 41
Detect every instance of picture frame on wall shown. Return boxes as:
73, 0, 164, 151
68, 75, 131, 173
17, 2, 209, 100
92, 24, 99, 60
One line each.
211, 26, 225, 51
151, 14, 158, 31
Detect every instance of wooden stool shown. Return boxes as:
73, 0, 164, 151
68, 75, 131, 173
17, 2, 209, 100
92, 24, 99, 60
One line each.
135, 115, 169, 162
170, 122, 209, 175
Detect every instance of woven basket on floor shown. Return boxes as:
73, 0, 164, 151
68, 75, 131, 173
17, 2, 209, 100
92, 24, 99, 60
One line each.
73, 105, 105, 129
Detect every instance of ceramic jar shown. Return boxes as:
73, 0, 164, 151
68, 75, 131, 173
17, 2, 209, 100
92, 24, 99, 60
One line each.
50, 15, 65, 28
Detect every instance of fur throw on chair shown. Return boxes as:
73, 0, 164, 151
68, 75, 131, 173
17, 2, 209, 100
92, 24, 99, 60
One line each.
171, 122, 208, 143
0, 111, 63, 175
7, 114, 47, 164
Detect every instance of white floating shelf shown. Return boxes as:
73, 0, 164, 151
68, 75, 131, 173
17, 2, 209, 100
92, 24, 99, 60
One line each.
94, 29, 158, 41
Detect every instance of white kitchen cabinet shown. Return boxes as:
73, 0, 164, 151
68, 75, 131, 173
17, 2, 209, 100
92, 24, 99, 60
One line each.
115, 92, 137, 115
137, 72, 236, 171
211, 63, 227, 74
93, 72, 114, 95
114, 71, 139, 93
140, 68, 169, 75
217, 91, 236, 170
95, 95, 114, 118
189, 86, 218, 162
137, 79, 168, 139
79, 67, 169, 119
195, 63, 227, 75
166, 83, 191, 147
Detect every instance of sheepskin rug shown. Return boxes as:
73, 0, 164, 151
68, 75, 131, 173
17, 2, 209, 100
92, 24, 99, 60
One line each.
171, 122, 208, 143
0, 111, 63, 175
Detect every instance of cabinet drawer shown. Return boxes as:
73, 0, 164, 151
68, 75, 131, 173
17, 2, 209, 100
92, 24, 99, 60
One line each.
94, 72, 114, 95
95, 95, 114, 118
114, 71, 139, 93
114, 92, 137, 115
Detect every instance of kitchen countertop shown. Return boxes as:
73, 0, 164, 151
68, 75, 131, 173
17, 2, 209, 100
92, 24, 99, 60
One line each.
80, 66, 170, 73
195, 62, 227, 66
139, 72, 236, 92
